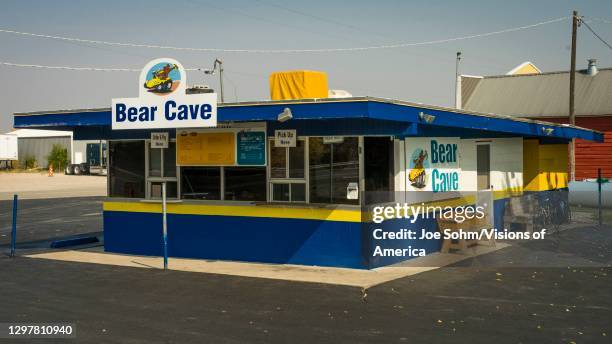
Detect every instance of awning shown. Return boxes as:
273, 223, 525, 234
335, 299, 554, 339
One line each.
13, 97, 604, 142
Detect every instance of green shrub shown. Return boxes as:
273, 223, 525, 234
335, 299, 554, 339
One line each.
24, 155, 37, 169
46, 144, 69, 171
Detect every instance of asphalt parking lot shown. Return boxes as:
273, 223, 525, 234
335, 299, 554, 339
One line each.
1, 229, 610, 344
0, 174, 611, 343
1, 220, 611, 343
0, 196, 103, 247
0, 173, 105, 247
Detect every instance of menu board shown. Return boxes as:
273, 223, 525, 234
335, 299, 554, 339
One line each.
237, 131, 266, 165
177, 131, 235, 165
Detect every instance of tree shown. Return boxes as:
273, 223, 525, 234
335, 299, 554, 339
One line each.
46, 144, 69, 171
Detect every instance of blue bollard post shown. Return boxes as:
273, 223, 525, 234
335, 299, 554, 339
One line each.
10, 194, 17, 257
598, 168, 603, 229
162, 182, 168, 270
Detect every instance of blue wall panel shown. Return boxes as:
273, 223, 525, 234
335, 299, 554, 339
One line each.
493, 198, 507, 231
103, 211, 164, 256
104, 211, 365, 269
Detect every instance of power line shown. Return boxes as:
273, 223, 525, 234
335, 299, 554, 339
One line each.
590, 17, 612, 25
582, 20, 612, 51
183, 0, 371, 45
252, 0, 391, 41
0, 16, 568, 54
0, 61, 202, 72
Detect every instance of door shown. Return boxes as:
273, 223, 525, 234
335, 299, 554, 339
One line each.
476, 143, 493, 226
364, 137, 394, 204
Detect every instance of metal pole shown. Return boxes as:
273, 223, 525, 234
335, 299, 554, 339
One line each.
330, 144, 334, 203
569, 10, 579, 182
99, 140, 103, 167
598, 168, 603, 228
162, 182, 168, 270
10, 194, 17, 257
455, 51, 462, 109
218, 59, 225, 103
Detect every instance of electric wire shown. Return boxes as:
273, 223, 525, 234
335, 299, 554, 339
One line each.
0, 61, 202, 72
581, 20, 612, 51
0, 16, 568, 54
589, 17, 612, 25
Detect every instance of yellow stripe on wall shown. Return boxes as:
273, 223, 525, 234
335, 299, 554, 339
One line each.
103, 187, 522, 224
103, 202, 362, 223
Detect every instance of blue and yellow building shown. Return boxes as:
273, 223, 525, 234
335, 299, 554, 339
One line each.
14, 89, 602, 269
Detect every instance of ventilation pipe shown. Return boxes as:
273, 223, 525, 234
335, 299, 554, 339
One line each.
587, 58, 598, 76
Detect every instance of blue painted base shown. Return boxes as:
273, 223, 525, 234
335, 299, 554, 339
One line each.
103, 210, 445, 269
104, 211, 366, 269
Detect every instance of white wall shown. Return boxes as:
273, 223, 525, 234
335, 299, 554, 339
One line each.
460, 137, 523, 192
490, 138, 523, 192
395, 137, 523, 194
72, 140, 86, 164
459, 139, 477, 191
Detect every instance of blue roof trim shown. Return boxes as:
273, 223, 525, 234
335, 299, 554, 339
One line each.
13, 99, 603, 142
370, 103, 603, 142
13, 110, 109, 128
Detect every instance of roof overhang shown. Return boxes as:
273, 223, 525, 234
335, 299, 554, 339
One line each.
13, 97, 604, 142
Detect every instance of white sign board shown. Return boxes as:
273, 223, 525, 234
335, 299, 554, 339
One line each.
151, 132, 169, 149
405, 137, 461, 193
112, 58, 217, 130
275, 130, 296, 147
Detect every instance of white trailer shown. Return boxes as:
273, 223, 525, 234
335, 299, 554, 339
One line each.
0, 134, 18, 168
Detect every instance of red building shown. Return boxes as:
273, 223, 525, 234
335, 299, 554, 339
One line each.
461, 61, 612, 180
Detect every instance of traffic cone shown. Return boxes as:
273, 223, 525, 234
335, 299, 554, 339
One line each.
48, 164, 54, 177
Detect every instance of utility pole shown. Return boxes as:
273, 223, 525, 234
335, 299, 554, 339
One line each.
202, 59, 225, 103
455, 51, 462, 109
569, 10, 579, 181
218, 59, 225, 103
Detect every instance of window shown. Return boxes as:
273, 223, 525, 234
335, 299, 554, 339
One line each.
225, 167, 266, 201
109, 141, 145, 198
271, 183, 306, 202
272, 183, 289, 202
289, 142, 305, 178
180, 166, 266, 202
147, 141, 177, 199
477, 144, 491, 190
149, 146, 162, 177
309, 137, 359, 205
270, 145, 286, 178
269, 139, 306, 202
181, 167, 221, 200
364, 137, 394, 204
164, 143, 176, 177
150, 181, 178, 199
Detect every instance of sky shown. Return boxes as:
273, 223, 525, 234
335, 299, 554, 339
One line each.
1, 0, 611, 132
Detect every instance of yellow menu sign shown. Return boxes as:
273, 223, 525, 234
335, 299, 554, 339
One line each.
177, 131, 235, 165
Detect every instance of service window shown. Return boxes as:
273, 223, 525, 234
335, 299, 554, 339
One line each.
309, 137, 359, 205
225, 167, 266, 201
147, 141, 177, 199
269, 139, 306, 202
181, 167, 221, 200
109, 140, 146, 198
